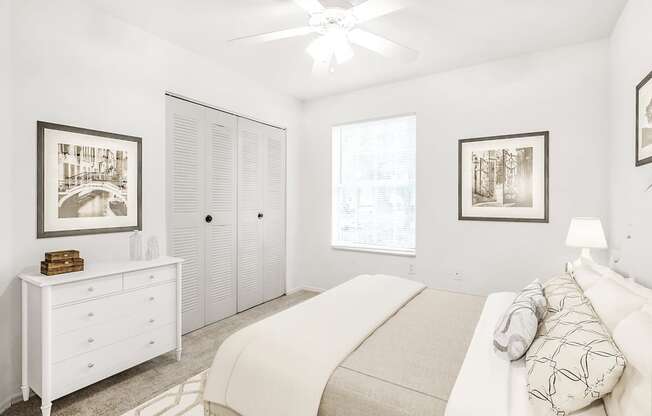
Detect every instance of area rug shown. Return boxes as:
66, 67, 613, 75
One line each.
121, 371, 207, 416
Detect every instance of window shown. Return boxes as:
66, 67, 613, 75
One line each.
332, 115, 416, 255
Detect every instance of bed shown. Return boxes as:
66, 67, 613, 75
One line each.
203, 268, 649, 416
204, 277, 487, 416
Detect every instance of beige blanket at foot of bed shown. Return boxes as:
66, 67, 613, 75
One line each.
204, 274, 425, 416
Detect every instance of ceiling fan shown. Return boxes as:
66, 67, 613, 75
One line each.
229, 0, 419, 75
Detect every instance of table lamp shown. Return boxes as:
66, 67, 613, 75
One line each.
565, 217, 607, 263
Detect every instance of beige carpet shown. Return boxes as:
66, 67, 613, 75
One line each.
2, 291, 317, 416
120, 372, 207, 416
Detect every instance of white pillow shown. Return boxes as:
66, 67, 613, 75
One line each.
644, 303, 652, 314
572, 264, 602, 291
624, 278, 652, 300
583, 277, 646, 331
612, 308, 652, 375
604, 306, 652, 416
571, 261, 628, 292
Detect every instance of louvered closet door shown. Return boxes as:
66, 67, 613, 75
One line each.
166, 97, 206, 334
263, 125, 286, 301
237, 118, 265, 312
204, 110, 238, 324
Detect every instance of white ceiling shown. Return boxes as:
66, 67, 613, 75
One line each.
87, 0, 627, 100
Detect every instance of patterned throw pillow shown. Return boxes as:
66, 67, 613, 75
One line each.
527, 277, 626, 415
494, 280, 547, 361
543, 274, 586, 314
522, 279, 547, 321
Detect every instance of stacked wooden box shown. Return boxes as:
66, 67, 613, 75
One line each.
40, 250, 84, 276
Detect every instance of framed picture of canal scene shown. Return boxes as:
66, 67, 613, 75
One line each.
458, 131, 549, 223
37, 121, 142, 238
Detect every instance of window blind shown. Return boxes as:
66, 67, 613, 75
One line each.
332, 115, 416, 254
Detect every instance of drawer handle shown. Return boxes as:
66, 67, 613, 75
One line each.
88, 312, 95, 318
88, 287, 94, 293
88, 338, 95, 343
149, 297, 155, 301
149, 319, 155, 324
87, 363, 94, 368
149, 341, 155, 345
149, 275, 155, 280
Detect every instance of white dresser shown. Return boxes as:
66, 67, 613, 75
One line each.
18, 257, 184, 416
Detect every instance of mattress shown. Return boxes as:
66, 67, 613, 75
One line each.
206, 288, 486, 416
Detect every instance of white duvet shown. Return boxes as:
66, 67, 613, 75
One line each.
203, 274, 425, 416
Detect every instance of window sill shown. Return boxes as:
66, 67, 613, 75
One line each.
331, 245, 416, 257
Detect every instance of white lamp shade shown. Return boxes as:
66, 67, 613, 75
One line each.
565, 217, 607, 249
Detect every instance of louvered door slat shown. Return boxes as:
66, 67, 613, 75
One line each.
166, 97, 205, 334
263, 126, 286, 301
237, 119, 264, 312
204, 111, 237, 324
171, 228, 201, 314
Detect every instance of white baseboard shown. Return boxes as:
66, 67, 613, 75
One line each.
287, 285, 325, 295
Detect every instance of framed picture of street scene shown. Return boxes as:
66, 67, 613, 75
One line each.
458, 131, 549, 223
37, 121, 142, 238
636, 70, 652, 166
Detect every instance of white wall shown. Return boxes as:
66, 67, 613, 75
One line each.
0, 0, 301, 407
293, 41, 610, 295
0, 0, 15, 412
608, 0, 652, 287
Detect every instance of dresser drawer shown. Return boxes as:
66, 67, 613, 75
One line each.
52, 324, 176, 399
52, 274, 123, 306
53, 302, 176, 362
52, 282, 176, 335
53, 283, 176, 359
124, 265, 176, 290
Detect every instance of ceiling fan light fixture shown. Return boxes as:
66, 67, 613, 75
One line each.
306, 30, 354, 64
333, 36, 354, 64
306, 36, 334, 63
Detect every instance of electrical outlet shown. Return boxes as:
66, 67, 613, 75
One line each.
408, 264, 416, 275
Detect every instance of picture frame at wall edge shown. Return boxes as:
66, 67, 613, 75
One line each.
635, 69, 652, 167
37, 121, 142, 238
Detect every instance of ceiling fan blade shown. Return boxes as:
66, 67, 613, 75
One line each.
351, 0, 407, 23
293, 0, 325, 14
348, 29, 418, 61
229, 26, 316, 44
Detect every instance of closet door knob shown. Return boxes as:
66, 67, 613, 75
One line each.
87, 363, 94, 368
205, 215, 213, 223
257, 213, 264, 219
